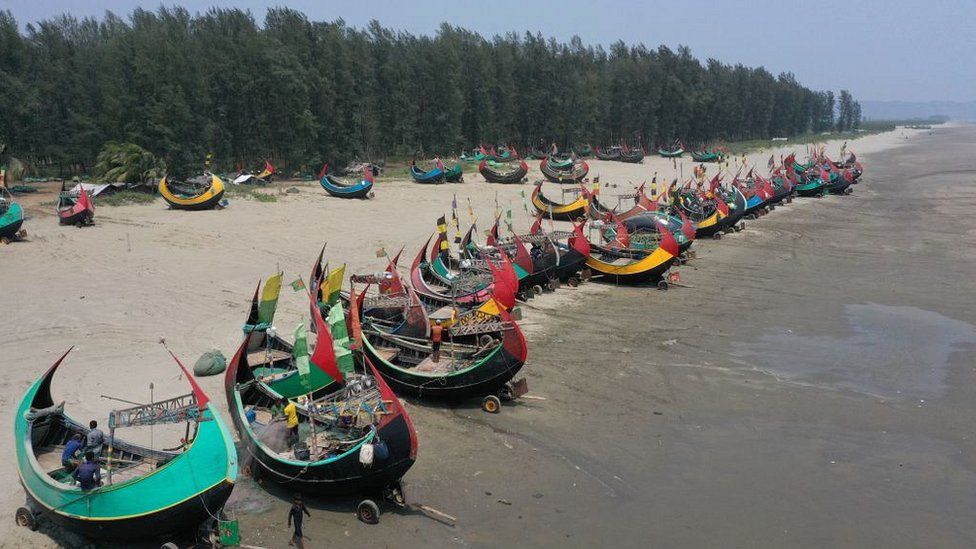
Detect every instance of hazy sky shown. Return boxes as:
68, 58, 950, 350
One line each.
6, 0, 974, 102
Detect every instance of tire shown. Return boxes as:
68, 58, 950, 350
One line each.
657, 280, 669, 291
482, 395, 501, 413
712, 232, 722, 240
498, 383, 515, 401
15, 508, 36, 531
358, 499, 380, 525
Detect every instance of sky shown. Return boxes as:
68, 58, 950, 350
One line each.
5, 0, 975, 103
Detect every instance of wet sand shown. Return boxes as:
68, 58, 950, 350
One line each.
3, 126, 974, 547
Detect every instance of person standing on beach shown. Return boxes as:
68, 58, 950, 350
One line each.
287, 494, 311, 547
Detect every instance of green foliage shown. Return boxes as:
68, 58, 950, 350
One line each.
224, 184, 277, 202
96, 190, 158, 206
94, 141, 166, 183
0, 8, 863, 175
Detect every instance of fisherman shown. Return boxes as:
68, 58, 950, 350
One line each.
73, 451, 102, 491
431, 321, 444, 363
86, 420, 105, 457
282, 398, 299, 447
61, 433, 83, 471
287, 493, 311, 547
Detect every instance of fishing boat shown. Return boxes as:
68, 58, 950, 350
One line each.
0, 186, 25, 242
242, 273, 342, 399
581, 219, 680, 285
540, 156, 589, 183
478, 159, 528, 184
658, 140, 684, 158
14, 348, 237, 541
225, 291, 417, 514
443, 162, 464, 183
320, 164, 374, 199
361, 289, 528, 407
691, 150, 724, 163
529, 149, 549, 160
459, 149, 486, 163
531, 182, 588, 221
787, 158, 829, 197
158, 174, 225, 210
409, 233, 519, 310
595, 146, 621, 161
56, 183, 96, 226
409, 160, 446, 184
618, 146, 644, 164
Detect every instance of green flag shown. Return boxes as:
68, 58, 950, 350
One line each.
293, 322, 311, 388
327, 303, 355, 375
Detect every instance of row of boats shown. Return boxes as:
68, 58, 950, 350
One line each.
12, 147, 864, 545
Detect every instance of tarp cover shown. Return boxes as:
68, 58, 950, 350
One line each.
193, 349, 227, 376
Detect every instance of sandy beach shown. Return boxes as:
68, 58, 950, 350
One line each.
3, 124, 973, 548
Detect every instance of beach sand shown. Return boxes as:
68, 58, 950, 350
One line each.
2, 124, 971, 547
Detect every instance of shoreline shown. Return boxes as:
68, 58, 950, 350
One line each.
0, 125, 952, 548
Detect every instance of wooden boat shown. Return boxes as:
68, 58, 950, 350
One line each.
320, 164, 374, 199
158, 174, 225, 210
411, 229, 520, 311
56, 183, 95, 226
540, 156, 589, 183
787, 158, 829, 197
14, 349, 237, 541
658, 141, 684, 158
531, 182, 588, 221
0, 187, 25, 241
595, 146, 620, 161
444, 163, 464, 183
691, 150, 724, 163
242, 274, 342, 399
225, 291, 417, 498
529, 149, 549, 160
361, 294, 528, 402
581, 220, 679, 285
618, 146, 644, 164
410, 160, 446, 184
832, 152, 863, 181
459, 149, 486, 163
478, 159, 528, 184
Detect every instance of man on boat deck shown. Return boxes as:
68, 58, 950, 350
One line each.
431, 321, 444, 363
61, 434, 83, 471
86, 420, 105, 457
282, 398, 299, 446
73, 452, 101, 491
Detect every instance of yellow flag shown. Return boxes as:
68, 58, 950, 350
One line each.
325, 264, 346, 304
477, 297, 501, 317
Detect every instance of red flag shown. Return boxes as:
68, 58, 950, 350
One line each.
168, 350, 210, 410
348, 282, 363, 351
657, 220, 680, 257
318, 162, 329, 180
308, 293, 344, 384
264, 160, 275, 174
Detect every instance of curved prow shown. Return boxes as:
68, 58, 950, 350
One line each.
32, 347, 74, 410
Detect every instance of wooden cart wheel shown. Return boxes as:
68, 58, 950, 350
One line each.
358, 499, 380, 525
657, 280, 669, 291
482, 395, 501, 413
160, 543, 178, 549
531, 285, 543, 296
15, 507, 36, 531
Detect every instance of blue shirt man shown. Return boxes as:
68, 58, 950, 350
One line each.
73, 452, 101, 491
61, 434, 83, 468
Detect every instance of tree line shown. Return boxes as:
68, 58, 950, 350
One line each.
0, 7, 862, 178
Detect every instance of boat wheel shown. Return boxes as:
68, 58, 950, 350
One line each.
482, 395, 502, 413
358, 499, 381, 525
581, 268, 592, 281
532, 284, 543, 296
657, 280, 669, 291
712, 232, 722, 240
737, 223, 745, 232
160, 543, 179, 549
567, 277, 579, 287
15, 507, 36, 531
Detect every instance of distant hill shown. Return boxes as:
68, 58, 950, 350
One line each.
861, 100, 976, 122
